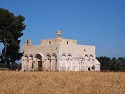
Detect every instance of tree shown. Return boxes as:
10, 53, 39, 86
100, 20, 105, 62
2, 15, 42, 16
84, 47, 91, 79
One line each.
117, 57, 125, 71
110, 57, 117, 71
0, 8, 26, 68
97, 56, 125, 72
96, 56, 111, 71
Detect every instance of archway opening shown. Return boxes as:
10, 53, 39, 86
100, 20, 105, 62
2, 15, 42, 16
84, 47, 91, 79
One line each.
35, 54, 43, 71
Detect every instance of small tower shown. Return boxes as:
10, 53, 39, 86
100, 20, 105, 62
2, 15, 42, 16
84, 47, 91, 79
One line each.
56, 30, 61, 38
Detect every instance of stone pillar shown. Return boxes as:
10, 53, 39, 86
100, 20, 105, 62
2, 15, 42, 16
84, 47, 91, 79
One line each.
35, 58, 38, 70
59, 59, 61, 71
22, 57, 25, 71
28, 57, 33, 71
23, 57, 28, 71
57, 59, 59, 71
45, 59, 47, 71
28, 59, 30, 71
70, 59, 73, 71
66, 59, 67, 71
33, 59, 35, 70
51, 59, 52, 71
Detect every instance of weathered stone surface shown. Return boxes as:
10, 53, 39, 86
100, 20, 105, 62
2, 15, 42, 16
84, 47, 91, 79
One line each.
22, 30, 100, 71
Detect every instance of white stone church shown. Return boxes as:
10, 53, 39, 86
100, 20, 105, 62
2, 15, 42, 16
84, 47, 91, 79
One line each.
22, 30, 100, 71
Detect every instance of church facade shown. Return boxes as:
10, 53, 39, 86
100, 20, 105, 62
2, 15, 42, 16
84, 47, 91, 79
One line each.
22, 30, 100, 71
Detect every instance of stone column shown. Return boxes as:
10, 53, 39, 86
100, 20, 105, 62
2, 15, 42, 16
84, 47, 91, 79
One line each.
50, 58, 54, 71
28, 59, 30, 71
24, 57, 28, 71
56, 58, 59, 71
45, 59, 47, 71
28, 57, 33, 71
22, 57, 25, 71
34, 58, 38, 70
59, 59, 61, 71
70, 59, 72, 71
66, 59, 67, 71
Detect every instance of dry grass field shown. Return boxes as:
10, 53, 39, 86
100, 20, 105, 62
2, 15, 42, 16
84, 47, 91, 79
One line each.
0, 71, 125, 94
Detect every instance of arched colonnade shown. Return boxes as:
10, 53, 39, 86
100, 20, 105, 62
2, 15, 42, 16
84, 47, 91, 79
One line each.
59, 53, 100, 71
22, 53, 57, 71
22, 53, 100, 71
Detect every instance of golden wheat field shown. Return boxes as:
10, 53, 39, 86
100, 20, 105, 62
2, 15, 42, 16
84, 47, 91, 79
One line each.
0, 71, 125, 94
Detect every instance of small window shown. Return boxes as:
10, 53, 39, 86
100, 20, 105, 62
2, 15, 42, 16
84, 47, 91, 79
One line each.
62, 53, 66, 56
67, 41, 68, 44
32, 63, 34, 69
49, 41, 51, 44
84, 49, 86, 52
90, 54, 93, 57
26, 40, 29, 46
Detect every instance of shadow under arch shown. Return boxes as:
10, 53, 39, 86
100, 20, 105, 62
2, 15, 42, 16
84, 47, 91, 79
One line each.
29, 54, 33, 59
24, 54, 28, 58
35, 53, 44, 71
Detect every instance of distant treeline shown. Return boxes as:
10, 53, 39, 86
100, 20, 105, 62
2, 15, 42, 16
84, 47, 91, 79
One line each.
97, 57, 125, 71
0, 63, 21, 70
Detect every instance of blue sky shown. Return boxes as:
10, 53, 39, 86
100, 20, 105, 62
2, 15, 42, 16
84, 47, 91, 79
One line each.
0, 0, 125, 58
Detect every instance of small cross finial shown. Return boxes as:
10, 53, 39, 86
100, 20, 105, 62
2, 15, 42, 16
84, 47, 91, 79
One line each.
56, 30, 61, 38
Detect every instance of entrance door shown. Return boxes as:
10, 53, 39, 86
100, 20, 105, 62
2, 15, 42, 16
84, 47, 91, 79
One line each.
38, 61, 42, 71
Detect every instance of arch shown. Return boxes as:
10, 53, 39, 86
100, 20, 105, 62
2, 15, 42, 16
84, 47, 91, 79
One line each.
84, 54, 89, 59
35, 54, 43, 71
85, 54, 88, 57
62, 53, 66, 57
29, 54, 33, 59
67, 53, 72, 60
37, 53, 44, 59
68, 53, 72, 57
24, 54, 28, 58
61, 53, 67, 59
46, 53, 51, 59
35, 54, 42, 60
90, 54, 94, 58
29, 54, 33, 57
52, 53, 57, 59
